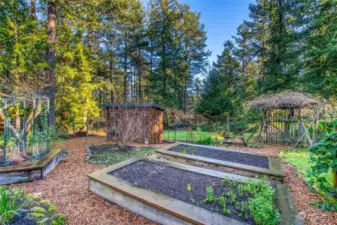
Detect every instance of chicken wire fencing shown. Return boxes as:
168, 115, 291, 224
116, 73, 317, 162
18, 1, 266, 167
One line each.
0, 94, 50, 166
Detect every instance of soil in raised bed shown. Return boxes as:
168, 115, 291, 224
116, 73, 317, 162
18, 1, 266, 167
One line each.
168, 144, 270, 169
87, 144, 155, 165
109, 160, 264, 224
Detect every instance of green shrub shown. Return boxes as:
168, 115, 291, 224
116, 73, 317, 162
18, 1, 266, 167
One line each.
248, 183, 280, 225
303, 119, 337, 210
196, 136, 215, 145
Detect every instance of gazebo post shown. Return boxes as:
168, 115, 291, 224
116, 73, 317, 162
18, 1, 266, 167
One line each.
262, 109, 268, 143
298, 108, 302, 141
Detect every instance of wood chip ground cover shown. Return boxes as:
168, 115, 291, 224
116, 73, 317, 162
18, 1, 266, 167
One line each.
109, 160, 279, 224
9, 137, 337, 225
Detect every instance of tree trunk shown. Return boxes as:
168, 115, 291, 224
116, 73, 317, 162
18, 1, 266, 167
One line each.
183, 42, 189, 114
109, 61, 114, 104
138, 46, 142, 103
31, 0, 37, 19
47, 1, 56, 126
124, 32, 128, 103
162, 42, 167, 101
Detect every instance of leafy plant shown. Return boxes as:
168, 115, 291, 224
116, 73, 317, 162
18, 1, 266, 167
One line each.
196, 136, 216, 145
222, 206, 230, 216
241, 201, 249, 212
229, 191, 236, 204
0, 187, 24, 224
307, 119, 337, 209
186, 184, 192, 192
205, 187, 214, 203
186, 183, 196, 203
217, 196, 225, 206
310, 200, 337, 212
248, 183, 280, 225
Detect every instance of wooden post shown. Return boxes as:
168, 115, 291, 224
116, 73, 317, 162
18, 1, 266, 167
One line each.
263, 110, 268, 143
226, 114, 230, 133
15, 102, 20, 129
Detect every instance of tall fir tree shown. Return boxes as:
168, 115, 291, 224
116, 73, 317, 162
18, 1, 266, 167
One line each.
197, 41, 242, 119
303, 0, 337, 98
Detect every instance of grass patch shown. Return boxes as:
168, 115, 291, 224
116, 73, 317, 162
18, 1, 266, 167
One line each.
164, 130, 254, 143
280, 149, 333, 185
164, 130, 222, 142
87, 144, 156, 165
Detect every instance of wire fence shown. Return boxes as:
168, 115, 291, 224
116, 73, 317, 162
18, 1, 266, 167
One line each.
0, 95, 50, 166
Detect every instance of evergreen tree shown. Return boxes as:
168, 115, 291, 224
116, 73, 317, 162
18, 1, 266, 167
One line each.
303, 0, 337, 98
148, 0, 183, 107
0, 0, 47, 93
181, 5, 211, 113
245, 0, 269, 89
197, 41, 242, 119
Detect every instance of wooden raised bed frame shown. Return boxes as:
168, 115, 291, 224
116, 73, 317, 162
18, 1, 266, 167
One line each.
0, 149, 64, 185
88, 157, 299, 225
155, 142, 284, 181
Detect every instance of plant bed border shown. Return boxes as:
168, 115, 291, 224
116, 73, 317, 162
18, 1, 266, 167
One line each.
88, 157, 299, 225
156, 142, 284, 181
0, 148, 64, 185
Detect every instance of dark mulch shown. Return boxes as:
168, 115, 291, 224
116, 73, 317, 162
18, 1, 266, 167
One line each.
88, 144, 151, 153
87, 144, 155, 165
169, 144, 270, 169
10, 212, 36, 225
109, 160, 255, 224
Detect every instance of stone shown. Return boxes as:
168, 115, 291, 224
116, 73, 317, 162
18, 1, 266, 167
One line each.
48, 204, 57, 213
31, 207, 47, 214
28, 212, 46, 220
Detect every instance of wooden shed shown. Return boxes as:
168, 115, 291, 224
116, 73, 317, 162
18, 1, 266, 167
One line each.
103, 104, 165, 144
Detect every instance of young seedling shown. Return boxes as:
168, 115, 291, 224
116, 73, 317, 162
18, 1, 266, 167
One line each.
235, 201, 240, 210
187, 183, 192, 192
222, 205, 231, 216
226, 190, 236, 205
205, 186, 214, 203
217, 196, 226, 206
241, 201, 249, 212
186, 183, 195, 203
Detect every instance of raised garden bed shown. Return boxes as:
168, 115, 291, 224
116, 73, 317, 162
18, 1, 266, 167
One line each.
156, 143, 284, 181
86, 144, 155, 165
0, 149, 64, 185
88, 157, 299, 225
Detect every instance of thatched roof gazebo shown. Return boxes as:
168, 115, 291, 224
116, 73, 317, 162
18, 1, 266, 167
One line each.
250, 91, 318, 110
249, 91, 320, 145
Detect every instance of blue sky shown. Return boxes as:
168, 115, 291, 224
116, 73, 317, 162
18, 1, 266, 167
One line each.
142, 0, 254, 64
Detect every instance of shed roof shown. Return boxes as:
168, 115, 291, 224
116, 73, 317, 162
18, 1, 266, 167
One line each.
250, 91, 318, 110
102, 103, 165, 111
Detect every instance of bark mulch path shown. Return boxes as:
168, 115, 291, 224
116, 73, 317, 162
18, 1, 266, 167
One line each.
12, 137, 165, 225
226, 144, 337, 225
